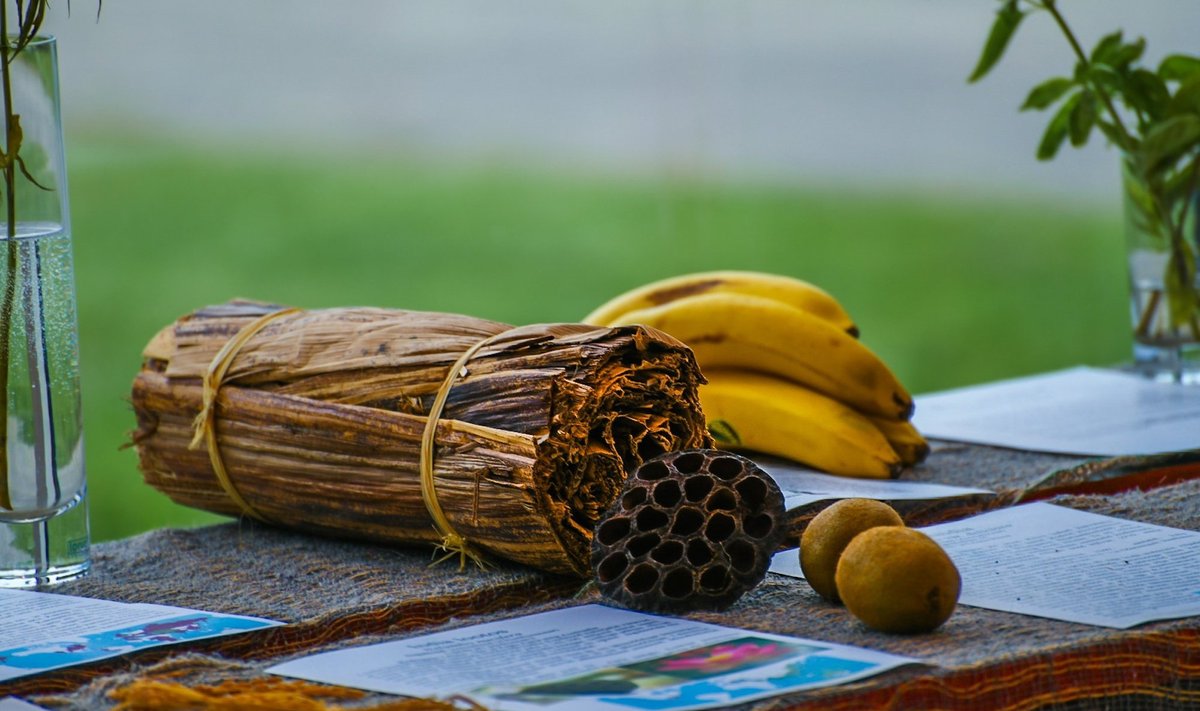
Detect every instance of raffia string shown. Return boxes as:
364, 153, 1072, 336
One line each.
188, 307, 302, 522
419, 330, 514, 571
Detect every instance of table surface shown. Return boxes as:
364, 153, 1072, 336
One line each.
12, 442, 1200, 710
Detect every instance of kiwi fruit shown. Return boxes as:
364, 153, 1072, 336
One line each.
835, 526, 961, 634
799, 498, 903, 603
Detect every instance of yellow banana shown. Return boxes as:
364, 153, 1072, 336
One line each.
610, 292, 913, 420
700, 370, 901, 479
584, 270, 859, 337
870, 416, 930, 466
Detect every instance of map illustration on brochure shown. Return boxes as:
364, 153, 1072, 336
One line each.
475, 634, 877, 710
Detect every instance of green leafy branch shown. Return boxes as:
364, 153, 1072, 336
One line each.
969, 0, 1200, 338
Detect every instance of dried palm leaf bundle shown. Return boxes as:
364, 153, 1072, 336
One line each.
130, 301, 711, 577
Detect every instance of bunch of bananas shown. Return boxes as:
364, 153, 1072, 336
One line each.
583, 271, 928, 479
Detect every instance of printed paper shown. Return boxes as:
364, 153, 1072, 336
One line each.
912, 366, 1200, 456
0, 589, 279, 681
269, 604, 917, 710
760, 457, 992, 510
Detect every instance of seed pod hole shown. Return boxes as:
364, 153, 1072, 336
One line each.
706, 513, 735, 542
743, 513, 775, 539
596, 517, 631, 546
727, 540, 756, 574
684, 475, 714, 502
705, 489, 737, 512
700, 566, 731, 593
597, 552, 629, 583
671, 508, 705, 536
636, 507, 669, 532
662, 569, 694, 599
621, 487, 648, 510
674, 452, 705, 474
735, 478, 768, 508
653, 480, 682, 507
625, 564, 659, 594
687, 539, 714, 566
651, 540, 684, 565
710, 456, 742, 480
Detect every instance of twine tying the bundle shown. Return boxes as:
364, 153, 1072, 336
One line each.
419, 331, 513, 571
189, 307, 302, 523
189, 304, 505, 570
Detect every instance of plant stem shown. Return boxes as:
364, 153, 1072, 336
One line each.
0, 8, 16, 509
1044, 0, 1200, 337
1041, 0, 1136, 149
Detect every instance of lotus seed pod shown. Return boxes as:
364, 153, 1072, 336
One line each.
591, 449, 787, 612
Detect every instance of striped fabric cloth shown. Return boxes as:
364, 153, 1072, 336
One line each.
19, 445, 1200, 709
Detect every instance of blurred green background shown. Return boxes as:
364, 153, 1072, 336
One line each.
43, 0, 1180, 542
70, 130, 1129, 542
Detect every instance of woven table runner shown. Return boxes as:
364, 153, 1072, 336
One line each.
5, 521, 581, 699
28, 476, 1200, 710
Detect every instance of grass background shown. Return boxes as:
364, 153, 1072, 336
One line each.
67, 131, 1132, 542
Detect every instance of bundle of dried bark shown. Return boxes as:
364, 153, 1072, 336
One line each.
130, 301, 710, 577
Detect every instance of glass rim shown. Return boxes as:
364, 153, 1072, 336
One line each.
4, 34, 55, 48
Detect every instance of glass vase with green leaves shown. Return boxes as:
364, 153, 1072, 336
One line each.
970, 0, 1200, 383
0, 0, 89, 586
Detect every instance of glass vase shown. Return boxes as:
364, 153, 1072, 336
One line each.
0, 36, 89, 586
1122, 161, 1200, 385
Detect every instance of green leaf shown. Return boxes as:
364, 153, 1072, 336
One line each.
1112, 37, 1147, 69
1162, 161, 1200, 208
1083, 63, 1122, 93
1123, 170, 1162, 238
1037, 92, 1081, 160
1167, 75, 1200, 118
1068, 92, 1096, 147
1021, 77, 1074, 111
1097, 120, 1136, 151
1089, 31, 1124, 65
1090, 32, 1145, 70
1137, 114, 1200, 174
1126, 69, 1171, 120
1163, 246, 1200, 328
1159, 54, 1200, 82
968, 0, 1024, 83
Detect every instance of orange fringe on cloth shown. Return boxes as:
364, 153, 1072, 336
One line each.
108, 677, 487, 711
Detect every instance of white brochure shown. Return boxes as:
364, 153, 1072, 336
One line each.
912, 366, 1200, 456
268, 604, 917, 711
0, 589, 279, 681
760, 458, 992, 510
771, 503, 1200, 629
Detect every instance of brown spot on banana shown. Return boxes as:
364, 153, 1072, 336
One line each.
646, 279, 726, 306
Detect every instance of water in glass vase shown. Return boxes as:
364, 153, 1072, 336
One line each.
0, 225, 88, 587
1127, 247, 1200, 384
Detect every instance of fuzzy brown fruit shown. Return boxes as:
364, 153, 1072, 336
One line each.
835, 526, 961, 634
799, 498, 903, 603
